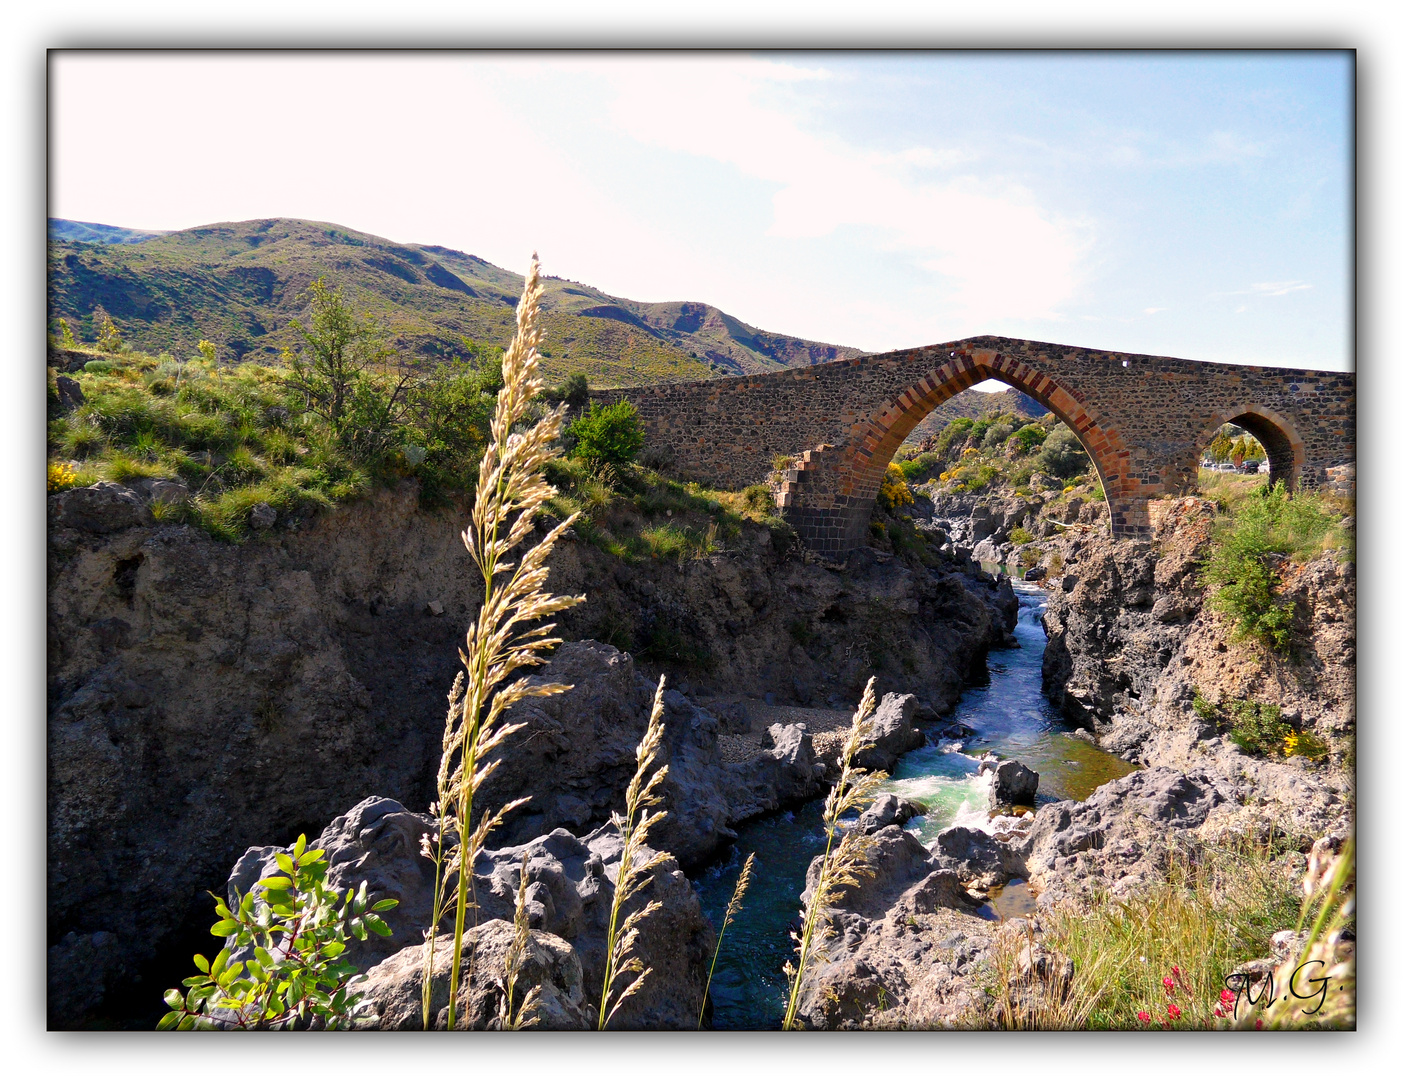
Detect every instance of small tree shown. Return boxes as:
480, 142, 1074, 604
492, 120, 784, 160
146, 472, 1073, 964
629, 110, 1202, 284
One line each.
94, 307, 123, 353
57, 318, 77, 349
285, 279, 399, 432
569, 400, 644, 468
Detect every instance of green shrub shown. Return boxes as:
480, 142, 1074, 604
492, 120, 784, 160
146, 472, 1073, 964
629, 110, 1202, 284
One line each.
1224, 699, 1290, 756
569, 400, 644, 467
981, 422, 1015, 449
896, 451, 940, 482
1008, 526, 1035, 546
934, 416, 974, 457
1009, 423, 1048, 455
1201, 482, 1342, 651
159, 833, 397, 1030
1036, 425, 1090, 479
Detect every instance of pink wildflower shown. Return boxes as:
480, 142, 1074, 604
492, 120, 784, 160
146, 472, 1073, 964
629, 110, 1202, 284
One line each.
1138, 1010, 1152, 1024
1255, 1018, 1264, 1030
1167, 1003, 1182, 1020
1163, 976, 1175, 993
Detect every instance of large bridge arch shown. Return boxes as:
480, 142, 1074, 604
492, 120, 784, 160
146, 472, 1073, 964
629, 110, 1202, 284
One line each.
777, 346, 1132, 552
599, 335, 1354, 556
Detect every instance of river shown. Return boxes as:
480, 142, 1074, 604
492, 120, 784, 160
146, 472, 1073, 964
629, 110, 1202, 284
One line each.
693, 579, 1137, 1030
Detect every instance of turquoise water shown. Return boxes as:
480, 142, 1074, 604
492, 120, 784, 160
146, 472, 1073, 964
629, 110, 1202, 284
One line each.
693, 581, 1135, 1030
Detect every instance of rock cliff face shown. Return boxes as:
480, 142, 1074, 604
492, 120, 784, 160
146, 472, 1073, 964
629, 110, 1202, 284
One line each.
46, 480, 1016, 1027
1036, 496, 1354, 844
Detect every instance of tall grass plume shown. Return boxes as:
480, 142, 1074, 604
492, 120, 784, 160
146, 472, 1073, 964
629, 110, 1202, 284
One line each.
597, 675, 673, 1029
419, 254, 584, 1030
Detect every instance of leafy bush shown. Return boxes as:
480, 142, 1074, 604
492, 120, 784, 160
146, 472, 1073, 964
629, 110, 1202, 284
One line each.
569, 400, 644, 468
159, 834, 397, 1030
1035, 425, 1090, 479
1008, 526, 1035, 546
875, 462, 914, 511
1009, 423, 1048, 455
981, 422, 1015, 449
1201, 482, 1342, 651
896, 451, 940, 482
1192, 690, 1329, 760
934, 416, 974, 457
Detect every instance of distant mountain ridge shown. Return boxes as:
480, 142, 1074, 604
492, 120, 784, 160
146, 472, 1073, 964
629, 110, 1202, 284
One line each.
46, 217, 866, 386
48, 219, 169, 245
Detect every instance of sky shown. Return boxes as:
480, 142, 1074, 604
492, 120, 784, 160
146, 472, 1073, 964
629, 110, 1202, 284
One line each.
50, 51, 1353, 375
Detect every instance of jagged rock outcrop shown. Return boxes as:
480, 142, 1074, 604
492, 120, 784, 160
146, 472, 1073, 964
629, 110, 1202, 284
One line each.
793, 825, 994, 1029
356, 923, 590, 1030
853, 692, 926, 773
227, 796, 714, 1030
1034, 496, 1354, 844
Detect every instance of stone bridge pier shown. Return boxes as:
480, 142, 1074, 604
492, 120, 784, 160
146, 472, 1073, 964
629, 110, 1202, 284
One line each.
598, 336, 1355, 556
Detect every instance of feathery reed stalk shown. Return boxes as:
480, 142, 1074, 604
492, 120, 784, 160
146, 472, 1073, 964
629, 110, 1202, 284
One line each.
698, 851, 756, 1029
782, 677, 887, 1031
497, 853, 541, 1031
419, 254, 584, 1031
597, 675, 672, 1030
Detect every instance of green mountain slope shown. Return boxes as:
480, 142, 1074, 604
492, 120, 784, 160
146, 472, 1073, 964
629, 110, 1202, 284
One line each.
47, 217, 866, 387
901, 388, 1047, 447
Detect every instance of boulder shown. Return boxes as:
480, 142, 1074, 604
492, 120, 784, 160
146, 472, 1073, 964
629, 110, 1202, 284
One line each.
356, 924, 590, 1030
991, 759, 1039, 808
55, 375, 85, 408
856, 793, 927, 834
52, 481, 152, 533
725, 722, 824, 819
929, 825, 1026, 887
472, 641, 740, 865
249, 502, 277, 530
853, 693, 926, 772
147, 479, 190, 506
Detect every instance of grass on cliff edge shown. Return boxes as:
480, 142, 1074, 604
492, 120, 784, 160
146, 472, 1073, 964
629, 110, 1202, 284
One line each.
47, 345, 795, 555
987, 833, 1307, 1030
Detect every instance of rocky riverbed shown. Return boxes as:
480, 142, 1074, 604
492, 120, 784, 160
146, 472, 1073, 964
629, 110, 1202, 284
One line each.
782, 494, 1355, 1029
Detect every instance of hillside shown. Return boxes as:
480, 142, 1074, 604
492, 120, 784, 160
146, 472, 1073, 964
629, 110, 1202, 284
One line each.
47, 217, 866, 387
901, 387, 1046, 446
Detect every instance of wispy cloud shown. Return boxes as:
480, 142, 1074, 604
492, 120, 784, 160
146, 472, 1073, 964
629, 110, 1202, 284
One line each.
1247, 280, 1312, 296
596, 58, 1089, 326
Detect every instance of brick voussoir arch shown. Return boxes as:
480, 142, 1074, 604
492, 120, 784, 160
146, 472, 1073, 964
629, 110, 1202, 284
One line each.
839, 347, 1131, 516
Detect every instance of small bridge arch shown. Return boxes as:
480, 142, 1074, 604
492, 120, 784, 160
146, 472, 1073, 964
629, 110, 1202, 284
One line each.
1191, 404, 1306, 492
601, 335, 1354, 556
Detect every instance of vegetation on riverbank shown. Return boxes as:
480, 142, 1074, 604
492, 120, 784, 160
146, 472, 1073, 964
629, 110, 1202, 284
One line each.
1198, 479, 1352, 652
988, 834, 1307, 1030
894, 409, 1102, 503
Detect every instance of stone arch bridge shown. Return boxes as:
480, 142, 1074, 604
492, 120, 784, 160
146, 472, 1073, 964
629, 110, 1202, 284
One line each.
596, 336, 1355, 555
